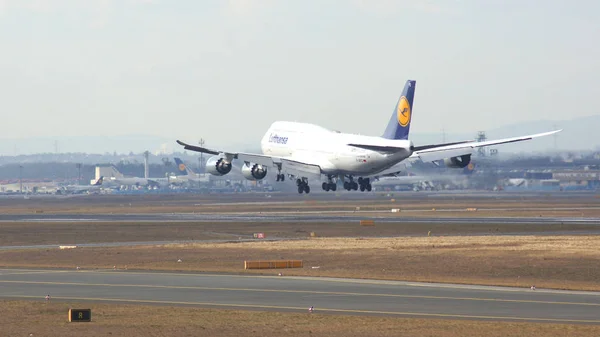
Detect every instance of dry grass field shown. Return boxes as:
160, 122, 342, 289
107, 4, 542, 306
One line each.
0, 219, 598, 246
1, 194, 599, 335
2, 235, 599, 291
2, 300, 599, 337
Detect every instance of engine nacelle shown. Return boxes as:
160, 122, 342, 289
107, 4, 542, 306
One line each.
206, 156, 232, 176
241, 163, 268, 180
444, 154, 471, 168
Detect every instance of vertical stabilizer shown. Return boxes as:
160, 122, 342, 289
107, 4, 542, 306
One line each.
382, 80, 416, 140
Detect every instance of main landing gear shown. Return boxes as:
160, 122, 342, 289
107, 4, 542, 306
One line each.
343, 176, 372, 192
358, 177, 372, 192
321, 175, 337, 192
296, 178, 310, 194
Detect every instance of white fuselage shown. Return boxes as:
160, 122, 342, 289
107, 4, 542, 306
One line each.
260, 121, 413, 176
107, 177, 151, 186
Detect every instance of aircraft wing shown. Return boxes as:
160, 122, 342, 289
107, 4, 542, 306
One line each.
176, 140, 272, 164
411, 130, 561, 162
280, 158, 322, 177
176, 141, 220, 156
176, 140, 323, 177
239, 154, 322, 177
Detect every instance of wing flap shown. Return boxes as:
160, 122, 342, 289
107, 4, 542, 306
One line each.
280, 158, 322, 177
417, 148, 475, 162
412, 140, 472, 152
237, 153, 277, 168
176, 139, 321, 178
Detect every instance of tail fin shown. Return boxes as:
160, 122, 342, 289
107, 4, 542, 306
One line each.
382, 80, 416, 140
94, 176, 104, 185
174, 158, 190, 176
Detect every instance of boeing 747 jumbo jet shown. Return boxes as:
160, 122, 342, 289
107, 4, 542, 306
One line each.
177, 80, 560, 194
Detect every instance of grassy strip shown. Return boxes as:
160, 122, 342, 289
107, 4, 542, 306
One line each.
1, 194, 598, 214
1, 235, 599, 291
0, 220, 597, 246
1, 300, 599, 337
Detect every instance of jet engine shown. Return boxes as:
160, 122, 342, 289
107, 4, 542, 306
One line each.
241, 163, 268, 180
444, 154, 471, 168
206, 156, 232, 176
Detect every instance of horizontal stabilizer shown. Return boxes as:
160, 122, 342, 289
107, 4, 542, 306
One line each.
347, 143, 409, 153
412, 140, 472, 152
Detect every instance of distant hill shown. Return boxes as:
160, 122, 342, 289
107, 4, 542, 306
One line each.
1, 115, 598, 156
0, 135, 176, 156
410, 115, 600, 154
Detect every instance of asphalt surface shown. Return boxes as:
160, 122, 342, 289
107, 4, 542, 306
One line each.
1, 268, 599, 324
2, 212, 600, 225
1, 189, 598, 201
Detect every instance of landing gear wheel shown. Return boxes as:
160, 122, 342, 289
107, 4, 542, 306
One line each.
322, 182, 329, 191
343, 182, 349, 190
360, 185, 365, 192
304, 185, 310, 194
330, 183, 337, 191
366, 184, 372, 192
298, 185, 304, 194
280, 174, 285, 182
352, 182, 358, 190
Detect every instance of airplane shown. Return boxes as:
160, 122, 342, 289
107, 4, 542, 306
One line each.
177, 80, 560, 194
58, 176, 104, 194
371, 173, 467, 191
100, 166, 153, 188
99, 165, 179, 189
171, 158, 210, 185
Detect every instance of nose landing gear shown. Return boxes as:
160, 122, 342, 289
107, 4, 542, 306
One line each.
275, 164, 286, 182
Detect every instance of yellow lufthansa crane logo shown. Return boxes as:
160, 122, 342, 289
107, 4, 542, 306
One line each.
178, 163, 186, 171
397, 96, 411, 127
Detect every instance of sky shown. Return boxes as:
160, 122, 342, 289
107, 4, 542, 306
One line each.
0, 0, 599, 154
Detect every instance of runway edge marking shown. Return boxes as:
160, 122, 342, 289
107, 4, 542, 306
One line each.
3, 295, 600, 324
1, 280, 599, 307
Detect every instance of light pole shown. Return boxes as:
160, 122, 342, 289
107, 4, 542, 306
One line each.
198, 138, 205, 173
143, 151, 150, 179
76, 163, 82, 185
19, 165, 23, 193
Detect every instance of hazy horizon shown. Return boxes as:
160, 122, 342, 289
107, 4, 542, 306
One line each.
2, 113, 599, 156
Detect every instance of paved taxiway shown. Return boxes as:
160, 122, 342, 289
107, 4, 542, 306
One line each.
2, 212, 599, 225
1, 268, 599, 324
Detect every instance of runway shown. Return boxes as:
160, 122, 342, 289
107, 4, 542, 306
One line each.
1, 268, 599, 324
2, 212, 600, 225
